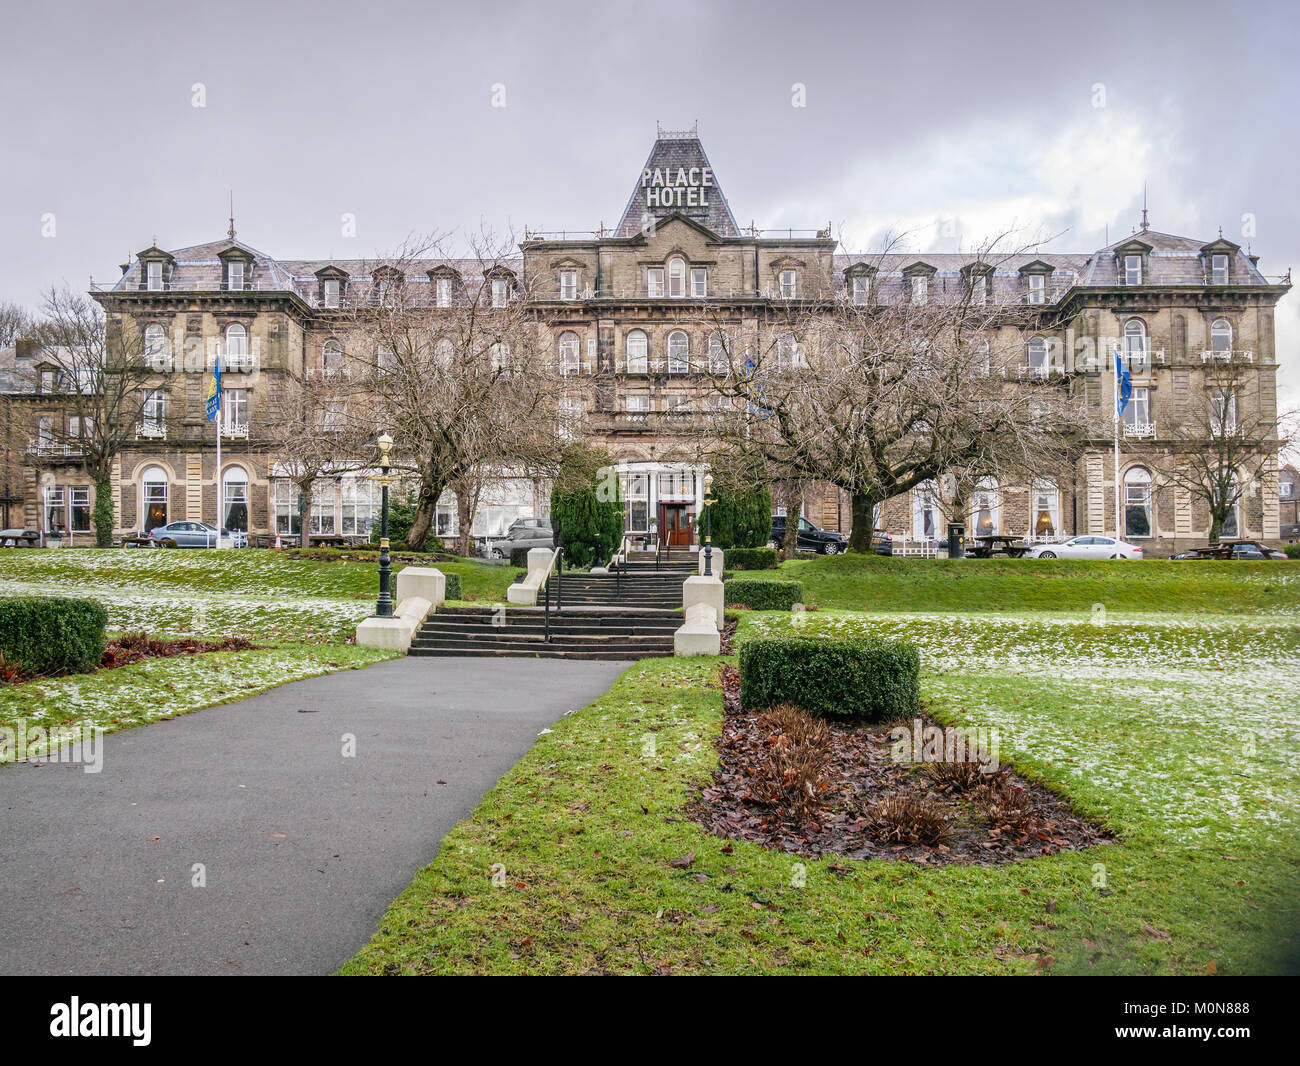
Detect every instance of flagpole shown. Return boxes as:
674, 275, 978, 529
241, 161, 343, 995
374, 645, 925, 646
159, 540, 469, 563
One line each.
214, 351, 222, 548
1113, 346, 1121, 541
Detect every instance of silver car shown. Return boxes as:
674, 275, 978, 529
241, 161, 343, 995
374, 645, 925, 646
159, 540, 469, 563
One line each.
1026, 535, 1144, 559
147, 522, 248, 548
488, 523, 554, 560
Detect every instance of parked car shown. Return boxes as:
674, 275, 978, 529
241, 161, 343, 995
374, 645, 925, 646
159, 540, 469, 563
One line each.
1172, 540, 1288, 561
768, 515, 849, 555
1025, 536, 1144, 559
507, 516, 552, 535
487, 523, 554, 560
1279, 522, 1299, 543
147, 522, 247, 548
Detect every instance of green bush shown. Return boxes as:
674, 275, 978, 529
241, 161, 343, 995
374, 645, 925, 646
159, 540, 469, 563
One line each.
0, 597, 108, 676
696, 477, 772, 549
1284, 543, 1300, 559
509, 546, 532, 568
369, 494, 417, 547
725, 547, 778, 570
739, 636, 920, 720
444, 573, 462, 601
724, 578, 804, 610
551, 482, 622, 569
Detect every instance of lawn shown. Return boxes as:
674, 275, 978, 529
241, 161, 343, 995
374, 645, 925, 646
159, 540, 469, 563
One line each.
340, 564, 1300, 976
777, 553, 1299, 616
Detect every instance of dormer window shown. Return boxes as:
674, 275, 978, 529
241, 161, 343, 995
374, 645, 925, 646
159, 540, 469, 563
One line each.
1211, 254, 1229, 285
1027, 274, 1046, 304
1124, 254, 1143, 285
852, 274, 870, 305
226, 261, 245, 291
323, 278, 341, 309
146, 261, 163, 291
559, 269, 578, 300
647, 267, 665, 297
436, 278, 452, 307
668, 258, 686, 297
911, 275, 928, 304
491, 278, 509, 307
39, 368, 57, 393
779, 270, 798, 299
971, 274, 987, 305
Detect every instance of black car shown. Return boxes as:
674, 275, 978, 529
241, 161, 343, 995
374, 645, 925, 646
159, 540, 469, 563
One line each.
768, 515, 849, 555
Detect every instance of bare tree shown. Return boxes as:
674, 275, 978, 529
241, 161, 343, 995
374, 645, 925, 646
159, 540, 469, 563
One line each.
26, 285, 153, 546
1157, 354, 1295, 542
0, 301, 33, 348
698, 234, 1097, 552
331, 231, 568, 552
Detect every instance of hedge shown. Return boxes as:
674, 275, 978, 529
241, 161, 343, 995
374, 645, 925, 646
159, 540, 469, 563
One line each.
443, 573, 462, 601
1285, 543, 1300, 559
509, 546, 532, 568
723, 578, 804, 611
739, 636, 920, 720
0, 597, 108, 676
725, 547, 778, 570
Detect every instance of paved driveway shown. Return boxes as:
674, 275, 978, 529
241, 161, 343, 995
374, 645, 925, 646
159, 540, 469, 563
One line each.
0, 656, 629, 975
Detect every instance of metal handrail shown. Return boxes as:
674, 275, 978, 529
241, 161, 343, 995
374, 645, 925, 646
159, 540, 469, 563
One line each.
542, 544, 563, 643
608, 534, 631, 596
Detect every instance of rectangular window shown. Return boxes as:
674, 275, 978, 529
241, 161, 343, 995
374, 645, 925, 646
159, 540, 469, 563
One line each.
853, 274, 870, 305
491, 278, 508, 307
224, 388, 249, 432
146, 261, 163, 291
779, 270, 797, 299
666, 394, 690, 413
626, 394, 650, 412
44, 485, 66, 534
310, 483, 336, 535
323, 279, 340, 308
1027, 274, 1046, 304
274, 479, 301, 535
560, 269, 578, 300
1125, 255, 1142, 285
436, 278, 451, 307
340, 477, 380, 536
1211, 388, 1237, 434
70, 486, 91, 533
322, 401, 345, 432
691, 268, 708, 298
227, 261, 245, 291
1123, 386, 1149, 426
911, 275, 928, 304
1032, 481, 1059, 538
971, 275, 987, 305
646, 268, 664, 297
1212, 254, 1229, 285
143, 389, 166, 426
622, 472, 649, 533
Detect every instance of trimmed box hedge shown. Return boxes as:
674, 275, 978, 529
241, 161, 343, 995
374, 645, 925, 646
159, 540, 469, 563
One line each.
0, 597, 108, 676
723, 578, 804, 611
725, 547, 778, 571
739, 636, 920, 720
444, 573, 462, 601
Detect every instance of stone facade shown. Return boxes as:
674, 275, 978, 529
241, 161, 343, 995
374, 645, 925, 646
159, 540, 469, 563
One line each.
4, 126, 1290, 556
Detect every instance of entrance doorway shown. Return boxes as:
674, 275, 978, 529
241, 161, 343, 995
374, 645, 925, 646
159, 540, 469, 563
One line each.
659, 503, 694, 547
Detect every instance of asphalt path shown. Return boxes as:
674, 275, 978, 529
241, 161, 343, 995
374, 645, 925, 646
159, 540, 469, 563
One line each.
0, 656, 629, 975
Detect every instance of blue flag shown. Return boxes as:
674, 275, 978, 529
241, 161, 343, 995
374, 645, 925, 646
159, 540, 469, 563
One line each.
1114, 349, 1132, 419
206, 353, 222, 422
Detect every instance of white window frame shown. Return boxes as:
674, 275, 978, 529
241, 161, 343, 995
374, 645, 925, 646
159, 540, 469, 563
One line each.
911, 275, 928, 304
1125, 254, 1143, 285
1028, 337, 1049, 371
435, 277, 452, 307
323, 278, 341, 308
559, 269, 578, 300
646, 267, 665, 298
668, 258, 686, 298
227, 260, 245, 291
852, 274, 870, 305
1123, 467, 1153, 539
146, 261, 163, 291
691, 267, 708, 298
1027, 273, 1046, 304
1211, 387, 1238, 435
971, 274, 987, 306
1031, 479, 1060, 539
625, 329, 648, 374
779, 270, 797, 299
708, 332, 728, 374
223, 388, 249, 433
223, 466, 250, 533
142, 465, 169, 531
491, 277, 509, 307
559, 331, 581, 375
1123, 385, 1150, 427
1211, 254, 1229, 285
625, 394, 650, 412
667, 330, 690, 374
970, 478, 999, 538
1211, 318, 1233, 353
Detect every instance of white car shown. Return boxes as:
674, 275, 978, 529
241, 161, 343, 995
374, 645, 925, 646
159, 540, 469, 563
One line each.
1027, 536, 1144, 560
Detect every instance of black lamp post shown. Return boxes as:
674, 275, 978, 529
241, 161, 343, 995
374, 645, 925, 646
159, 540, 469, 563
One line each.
372, 433, 397, 618
702, 472, 717, 577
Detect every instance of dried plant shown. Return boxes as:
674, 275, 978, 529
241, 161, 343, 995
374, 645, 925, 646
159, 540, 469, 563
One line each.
750, 703, 832, 821
923, 759, 1005, 793
864, 793, 950, 845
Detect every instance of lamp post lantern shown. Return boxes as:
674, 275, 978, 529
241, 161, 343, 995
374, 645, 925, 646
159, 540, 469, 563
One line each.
371, 433, 398, 618
702, 472, 717, 577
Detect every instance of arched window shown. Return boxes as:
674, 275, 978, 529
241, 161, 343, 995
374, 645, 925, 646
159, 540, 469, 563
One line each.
1211, 318, 1233, 353
1123, 467, 1153, 539
1124, 318, 1148, 369
625, 329, 648, 374
322, 339, 343, 371
708, 332, 728, 375
222, 465, 249, 533
1221, 474, 1241, 538
971, 477, 999, 537
1027, 337, 1048, 372
667, 330, 689, 374
558, 331, 580, 375
142, 465, 169, 532
668, 258, 686, 298
144, 324, 167, 360
225, 323, 247, 357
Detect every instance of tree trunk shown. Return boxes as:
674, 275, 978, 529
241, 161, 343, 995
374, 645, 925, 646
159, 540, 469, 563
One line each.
405, 475, 441, 553
847, 491, 878, 553
781, 482, 801, 558
92, 473, 114, 547
1208, 512, 1223, 543
452, 478, 477, 559
299, 484, 313, 549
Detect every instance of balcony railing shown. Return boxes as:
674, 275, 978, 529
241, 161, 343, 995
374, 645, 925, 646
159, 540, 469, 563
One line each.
135, 420, 166, 439
26, 439, 85, 458
221, 423, 250, 440
1123, 421, 1157, 439
1201, 349, 1255, 364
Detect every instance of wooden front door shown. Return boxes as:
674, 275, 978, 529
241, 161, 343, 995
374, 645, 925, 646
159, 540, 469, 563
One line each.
659, 503, 693, 547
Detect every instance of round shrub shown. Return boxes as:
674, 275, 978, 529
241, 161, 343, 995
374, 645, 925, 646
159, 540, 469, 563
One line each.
724, 578, 804, 611
0, 597, 108, 676
739, 636, 920, 721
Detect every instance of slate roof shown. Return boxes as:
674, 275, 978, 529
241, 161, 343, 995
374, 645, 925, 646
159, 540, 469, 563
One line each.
614, 131, 740, 239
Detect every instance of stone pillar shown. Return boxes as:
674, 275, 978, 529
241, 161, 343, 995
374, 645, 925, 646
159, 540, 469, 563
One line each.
674, 601, 720, 656
696, 547, 724, 575
682, 573, 724, 631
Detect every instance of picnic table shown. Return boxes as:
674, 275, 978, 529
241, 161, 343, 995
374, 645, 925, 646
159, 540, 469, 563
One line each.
0, 529, 40, 548
968, 535, 1031, 559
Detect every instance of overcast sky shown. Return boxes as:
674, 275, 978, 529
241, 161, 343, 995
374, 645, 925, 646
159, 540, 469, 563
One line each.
3, 0, 1296, 406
